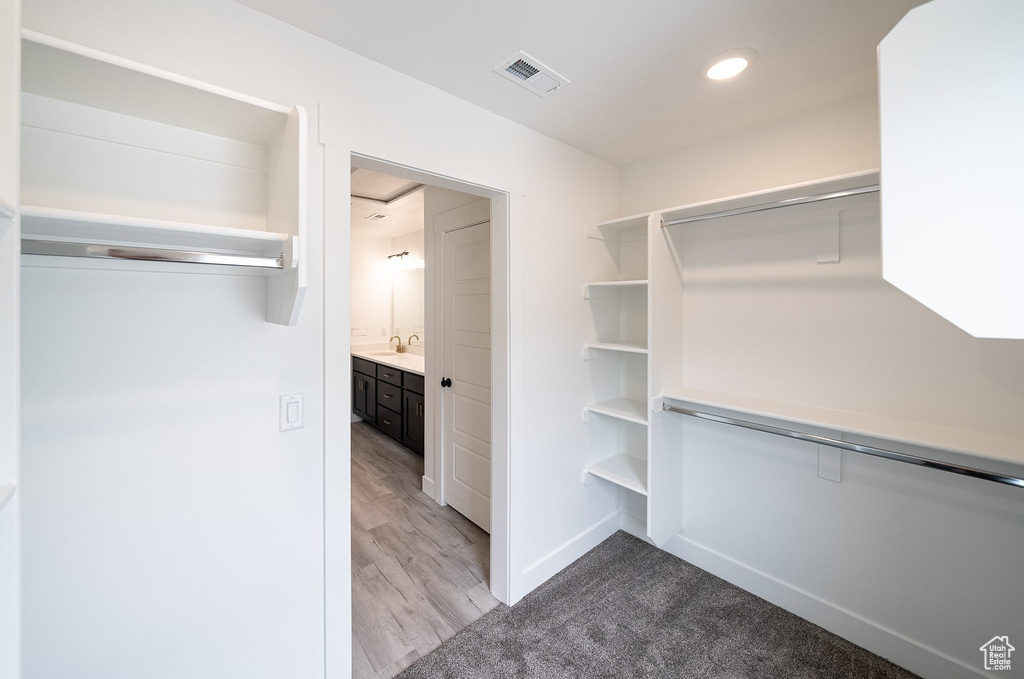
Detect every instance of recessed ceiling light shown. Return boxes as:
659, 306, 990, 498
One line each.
700, 48, 758, 81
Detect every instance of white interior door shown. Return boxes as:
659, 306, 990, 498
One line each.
442, 220, 491, 532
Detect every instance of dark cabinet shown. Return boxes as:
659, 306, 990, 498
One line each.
352, 355, 424, 455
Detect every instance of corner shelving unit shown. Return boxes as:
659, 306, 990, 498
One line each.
18, 30, 307, 325
582, 213, 650, 497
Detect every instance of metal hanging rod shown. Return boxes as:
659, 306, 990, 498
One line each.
21, 239, 284, 269
660, 184, 880, 228
662, 403, 1024, 489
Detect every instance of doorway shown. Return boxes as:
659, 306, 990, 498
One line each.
320, 103, 518, 679
346, 161, 501, 677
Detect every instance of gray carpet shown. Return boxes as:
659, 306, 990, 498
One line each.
396, 531, 920, 679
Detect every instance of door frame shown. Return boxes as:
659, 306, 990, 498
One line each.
319, 103, 521, 679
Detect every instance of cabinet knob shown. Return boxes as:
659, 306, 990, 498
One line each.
382, 393, 392, 399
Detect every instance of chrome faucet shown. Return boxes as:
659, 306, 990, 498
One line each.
389, 335, 404, 353
407, 334, 420, 347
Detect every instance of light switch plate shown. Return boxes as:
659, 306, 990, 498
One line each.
280, 393, 304, 432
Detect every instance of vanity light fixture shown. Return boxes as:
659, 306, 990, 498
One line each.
700, 48, 758, 81
387, 251, 425, 270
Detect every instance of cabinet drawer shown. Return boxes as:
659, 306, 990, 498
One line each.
353, 356, 376, 377
376, 406, 402, 441
377, 364, 402, 387
403, 371, 425, 395
377, 379, 402, 408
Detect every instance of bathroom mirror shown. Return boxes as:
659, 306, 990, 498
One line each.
393, 267, 425, 343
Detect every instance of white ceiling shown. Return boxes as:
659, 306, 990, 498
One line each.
350, 168, 425, 239
235, 0, 927, 167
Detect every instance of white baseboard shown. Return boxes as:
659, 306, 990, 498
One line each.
421, 475, 435, 499
664, 535, 984, 679
618, 510, 651, 543
520, 510, 622, 594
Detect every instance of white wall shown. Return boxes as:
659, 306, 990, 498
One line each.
19, 0, 621, 677
391, 229, 424, 262
349, 230, 424, 346
621, 92, 881, 214
389, 229, 424, 342
630, 93, 1024, 678
349, 231, 392, 344
0, 0, 21, 676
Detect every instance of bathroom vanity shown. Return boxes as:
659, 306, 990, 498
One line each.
352, 348, 425, 455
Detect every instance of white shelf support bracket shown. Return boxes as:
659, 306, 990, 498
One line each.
581, 345, 590, 361
817, 428, 843, 482
581, 408, 590, 424
581, 283, 591, 300
0, 482, 16, 513
650, 396, 665, 416
282, 235, 300, 269
581, 468, 590, 486
816, 213, 840, 264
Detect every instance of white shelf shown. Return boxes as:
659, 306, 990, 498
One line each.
583, 341, 648, 356
582, 280, 648, 299
19, 31, 308, 326
586, 454, 648, 495
661, 385, 1024, 468
21, 31, 290, 145
587, 213, 650, 241
21, 206, 290, 257
584, 398, 648, 425
658, 170, 880, 228
587, 279, 648, 287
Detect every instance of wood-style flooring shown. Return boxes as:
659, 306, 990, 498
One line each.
351, 421, 499, 679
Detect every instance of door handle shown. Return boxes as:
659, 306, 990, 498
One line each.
441, 377, 452, 388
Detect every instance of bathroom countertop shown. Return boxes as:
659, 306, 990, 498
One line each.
351, 344, 425, 376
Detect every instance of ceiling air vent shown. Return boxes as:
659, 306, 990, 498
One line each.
493, 51, 569, 97
364, 213, 389, 221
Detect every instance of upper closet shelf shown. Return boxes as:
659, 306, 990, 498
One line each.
21, 31, 291, 144
659, 170, 879, 228
21, 206, 291, 260
20, 31, 308, 325
661, 385, 1024, 470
